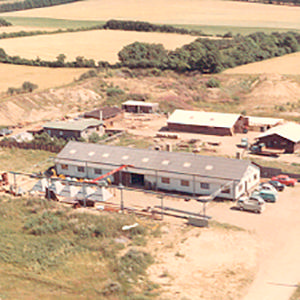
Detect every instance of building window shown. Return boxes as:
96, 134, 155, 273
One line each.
47, 130, 51, 135
200, 182, 210, 189
161, 177, 170, 184
254, 174, 257, 180
77, 166, 85, 173
94, 168, 102, 175
61, 164, 68, 170
222, 188, 230, 194
59, 131, 63, 136
181, 180, 189, 187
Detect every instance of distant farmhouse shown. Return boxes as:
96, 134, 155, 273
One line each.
43, 119, 102, 140
167, 109, 246, 136
83, 106, 123, 127
55, 141, 260, 200
122, 100, 159, 114
256, 122, 300, 153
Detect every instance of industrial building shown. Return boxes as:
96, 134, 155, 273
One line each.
167, 109, 246, 136
55, 141, 260, 200
256, 122, 300, 153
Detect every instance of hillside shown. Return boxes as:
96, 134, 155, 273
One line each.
1, 69, 300, 126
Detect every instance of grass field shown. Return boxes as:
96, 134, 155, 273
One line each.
0, 29, 197, 63
223, 52, 300, 75
4, 16, 105, 29
0, 63, 88, 92
2, 0, 300, 30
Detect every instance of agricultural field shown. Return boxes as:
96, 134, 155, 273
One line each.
0, 63, 88, 92
2, 0, 300, 30
223, 52, 300, 75
0, 29, 197, 63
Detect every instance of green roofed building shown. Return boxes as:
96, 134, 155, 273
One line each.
43, 119, 103, 140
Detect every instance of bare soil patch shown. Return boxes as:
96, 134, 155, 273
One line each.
2, 0, 300, 30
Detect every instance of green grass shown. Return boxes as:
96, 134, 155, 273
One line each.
210, 220, 245, 231
174, 24, 300, 35
0, 195, 157, 299
4, 16, 105, 29
0, 148, 53, 172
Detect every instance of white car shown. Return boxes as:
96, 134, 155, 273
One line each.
259, 183, 278, 195
237, 195, 265, 214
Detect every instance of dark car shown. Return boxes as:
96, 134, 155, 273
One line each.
0, 128, 12, 136
268, 180, 285, 192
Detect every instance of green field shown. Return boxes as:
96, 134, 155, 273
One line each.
4, 16, 105, 29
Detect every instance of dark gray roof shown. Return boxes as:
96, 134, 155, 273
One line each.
56, 141, 256, 181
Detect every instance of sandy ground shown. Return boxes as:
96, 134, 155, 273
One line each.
103, 183, 300, 300
2, 0, 300, 30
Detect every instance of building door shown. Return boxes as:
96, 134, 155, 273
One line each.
131, 173, 144, 186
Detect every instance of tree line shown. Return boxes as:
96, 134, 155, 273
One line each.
234, 0, 299, 6
118, 31, 300, 73
0, 0, 79, 13
0, 30, 299, 74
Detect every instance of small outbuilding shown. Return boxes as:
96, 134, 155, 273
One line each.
245, 116, 283, 132
256, 122, 300, 153
167, 109, 246, 136
83, 106, 123, 127
122, 100, 159, 113
43, 119, 102, 140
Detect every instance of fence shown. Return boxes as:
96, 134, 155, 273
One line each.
256, 164, 300, 181
0, 140, 64, 153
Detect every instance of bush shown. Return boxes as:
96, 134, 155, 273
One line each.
106, 87, 125, 97
206, 77, 220, 88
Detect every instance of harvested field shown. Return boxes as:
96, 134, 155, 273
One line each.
0, 29, 196, 63
223, 52, 300, 75
0, 63, 87, 92
2, 0, 300, 30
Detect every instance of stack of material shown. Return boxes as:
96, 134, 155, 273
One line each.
88, 186, 113, 202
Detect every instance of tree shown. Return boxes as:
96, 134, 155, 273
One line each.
22, 81, 38, 92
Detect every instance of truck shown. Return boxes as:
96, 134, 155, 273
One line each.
249, 142, 285, 157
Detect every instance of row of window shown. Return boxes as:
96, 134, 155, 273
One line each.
61, 164, 102, 175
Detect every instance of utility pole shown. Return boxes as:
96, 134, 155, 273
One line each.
119, 183, 124, 212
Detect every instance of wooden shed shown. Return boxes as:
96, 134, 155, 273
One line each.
122, 100, 159, 113
256, 122, 300, 153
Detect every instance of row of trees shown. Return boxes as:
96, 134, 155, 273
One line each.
0, 0, 79, 13
103, 19, 201, 35
0, 18, 11, 27
235, 0, 299, 5
118, 31, 300, 73
7, 81, 38, 95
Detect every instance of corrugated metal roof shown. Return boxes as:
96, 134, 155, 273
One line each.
258, 122, 300, 143
247, 116, 283, 127
43, 119, 102, 131
167, 109, 241, 128
56, 141, 255, 181
122, 100, 159, 107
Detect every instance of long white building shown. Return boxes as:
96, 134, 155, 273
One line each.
55, 141, 260, 200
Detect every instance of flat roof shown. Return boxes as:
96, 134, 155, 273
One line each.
247, 116, 283, 126
167, 109, 241, 129
56, 141, 256, 181
258, 122, 300, 143
122, 100, 159, 107
43, 119, 102, 131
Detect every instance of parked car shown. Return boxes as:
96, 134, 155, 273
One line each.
259, 183, 278, 194
252, 189, 277, 203
268, 180, 285, 192
271, 174, 297, 187
0, 127, 12, 136
237, 195, 265, 213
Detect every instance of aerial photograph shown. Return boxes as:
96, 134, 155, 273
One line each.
0, 0, 299, 299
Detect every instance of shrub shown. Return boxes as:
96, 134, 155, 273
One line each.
206, 77, 220, 88
106, 87, 125, 97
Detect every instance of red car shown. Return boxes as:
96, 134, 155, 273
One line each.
271, 175, 297, 187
